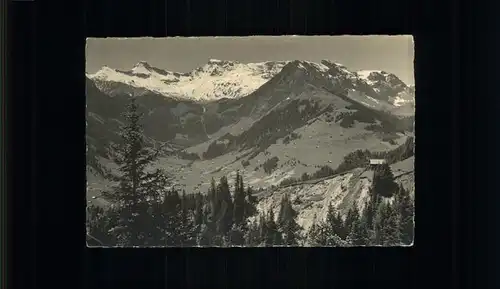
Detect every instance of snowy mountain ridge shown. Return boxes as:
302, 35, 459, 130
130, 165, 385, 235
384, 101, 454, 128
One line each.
88, 59, 289, 102
87, 59, 414, 105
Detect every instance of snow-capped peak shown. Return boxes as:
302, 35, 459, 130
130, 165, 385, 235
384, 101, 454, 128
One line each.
356, 70, 384, 82
131, 61, 153, 74
208, 58, 225, 64
355, 70, 413, 107
91, 66, 121, 80
134, 60, 152, 68
320, 59, 334, 65
357, 70, 407, 88
88, 59, 290, 101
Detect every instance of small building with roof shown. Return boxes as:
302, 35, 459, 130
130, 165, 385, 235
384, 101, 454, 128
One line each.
369, 159, 387, 165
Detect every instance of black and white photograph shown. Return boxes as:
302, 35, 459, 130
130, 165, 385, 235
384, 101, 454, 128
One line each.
85, 35, 415, 247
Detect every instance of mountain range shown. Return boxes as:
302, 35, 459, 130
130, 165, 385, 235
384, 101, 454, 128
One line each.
86, 58, 415, 225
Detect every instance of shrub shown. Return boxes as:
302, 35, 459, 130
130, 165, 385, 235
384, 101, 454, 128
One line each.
262, 157, 279, 174
333, 149, 371, 174
202, 141, 227, 159
312, 165, 335, 179
279, 177, 299, 187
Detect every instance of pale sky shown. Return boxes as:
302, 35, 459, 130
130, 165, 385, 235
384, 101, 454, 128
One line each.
86, 35, 414, 85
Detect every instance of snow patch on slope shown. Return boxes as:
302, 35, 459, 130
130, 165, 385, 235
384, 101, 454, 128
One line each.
346, 89, 395, 112
356, 70, 385, 85
390, 88, 415, 107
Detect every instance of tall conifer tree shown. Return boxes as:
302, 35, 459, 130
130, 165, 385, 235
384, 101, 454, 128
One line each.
102, 97, 170, 246
277, 194, 301, 246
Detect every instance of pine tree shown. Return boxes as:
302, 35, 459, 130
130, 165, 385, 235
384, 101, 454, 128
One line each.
265, 209, 283, 246
197, 223, 213, 246
142, 201, 165, 246
87, 205, 119, 246
215, 176, 234, 236
102, 97, 170, 246
372, 163, 398, 198
193, 193, 204, 227
344, 201, 361, 237
307, 221, 318, 246
211, 234, 226, 246
244, 187, 258, 218
374, 201, 401, 246
362, 194, 376, 230
324, 203, 345, 246
277, 194, 302, 246
228, 223, 246, 246
384, 202, 402, 246
162, 189, 184, 246
343, 202, 361, 246
258, 212, 269, 246
307, 215, 328, 246
176, 191, 197, 246
233, 171, 246, 226
244, 219, 261, 246
277, 194, 296, 227
373, 201, 386, 245
180, 191, 188, 223
347, 217, 369, 246
228, 173, 249, 247
394, 185, 414, 245
197, 203, 216, 246
361, 190, 382, 245
206, 178, 223, 242
208, 178, 219, 219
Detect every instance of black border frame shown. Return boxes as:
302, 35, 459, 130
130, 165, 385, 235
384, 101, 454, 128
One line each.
9, 0, 37, 288
0, 0, 7, 287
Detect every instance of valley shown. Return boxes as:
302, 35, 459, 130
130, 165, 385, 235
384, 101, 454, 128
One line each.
86, 54, 415, 247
